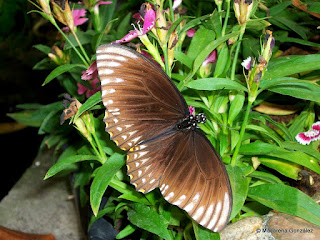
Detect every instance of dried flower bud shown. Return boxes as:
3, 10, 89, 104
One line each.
37, 0, 52, 16
234, 0, 254, 25
50, 0, 74, 31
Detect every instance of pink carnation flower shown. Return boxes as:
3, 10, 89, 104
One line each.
113, 3, 155, 44
295, 122, 320, 145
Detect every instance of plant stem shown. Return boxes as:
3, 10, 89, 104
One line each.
222, 0, 231, 37
230, 99, 253, 166
230, 23, 246, 80
162, 45, 171, 77
70, 28, 91, 64
53, 23, 90, 67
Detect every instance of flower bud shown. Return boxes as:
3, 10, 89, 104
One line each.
168, 30, 178, 68
50, 0, 74, 31
37, 0, 52, 16
48, 46, 69, 65
234, 0, 254, 25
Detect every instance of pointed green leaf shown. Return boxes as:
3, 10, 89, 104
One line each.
127, 203, 172, 240
42, 64, 87, 86
248, 184, 320, 226
90, 153, 125, 215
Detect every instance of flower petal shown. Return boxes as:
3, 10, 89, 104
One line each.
113, 30, 139, 44
187, 28, 196, 37
295, 132, 312, 145
312, 121, 320, 131
202, 50, 217, 66
172, 0, 183, 9
142, 7, 155, 34
188, 106, 195, 115
241, 56, 252, 70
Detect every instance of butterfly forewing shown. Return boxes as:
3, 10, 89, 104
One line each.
96, 44, 232, 232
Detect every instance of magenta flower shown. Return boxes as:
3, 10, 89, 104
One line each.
73, 9, 88, 26
81, 61, 98, 80
189, 106, 195, 116
94, 1, 112, 12
63, 8, 88, 31
77, 78, 101, 98
187, 28, 196, 37
202, 49, 217, 66
296, 122, 320, 145
241, 56, 252, 70
113, 3, 155, 44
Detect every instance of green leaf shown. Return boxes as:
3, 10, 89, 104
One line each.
240, 142, 320, 176
192, 221, 220, 240
260, 77, 320, 102
187, 26, 216, 62
283, 141, 320, 162
90, 153, 125, 215
228, 91, 245, 124
33, 44, 51, 55
127, 203, 172, 240
42, 64, 87, 86
74, 91, 102, 121
214, 44, 229, 77
187, 78, 247, 92
116, 224, 137, 239
248, 171, 284, 185
307, 2, 320, 13
270, 16, 307, 39
258, 157, 302, 179
226, 165, 250, 220
192, 32, 238, 74
7, 111, 42, 127
45, 154, 100, 179
248, 184, 320, 226
246, 125, 283, 146
263, 55, 320, 80
239, 142, 277, 155
174, 51, 193, 69
118, 193, 150, 205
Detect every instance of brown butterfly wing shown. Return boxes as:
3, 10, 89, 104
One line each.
96, 44, 232, 232
159, 128, 232, 232
96, 44, 188, 151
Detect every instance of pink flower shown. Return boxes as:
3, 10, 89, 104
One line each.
187, 28, 196, 37
77, 78, 101, 98
113, 3, 155, 44
63, 8, 88, 31
94, 1, 112, 12
296, 122, 320, 145
202, 49, 217, 66
241, 56, 252, 70
81, 61, 98, 80
189, 106, 195, 116
73, 9, 88, 26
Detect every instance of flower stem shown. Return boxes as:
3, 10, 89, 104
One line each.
53, 23, 90, 67
230, 99, 252, 166
222, 0, 231, 37
70, 28, 91, 64
162, 45, 171, 77
230, 23, 246, 80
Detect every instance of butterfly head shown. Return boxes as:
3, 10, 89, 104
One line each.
177, 113, 207, 130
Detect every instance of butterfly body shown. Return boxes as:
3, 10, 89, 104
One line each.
96, 44, 232, 232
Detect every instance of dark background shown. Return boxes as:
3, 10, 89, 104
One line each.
0, 0, 62, 200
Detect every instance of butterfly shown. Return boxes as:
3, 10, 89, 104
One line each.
96, 44, 232, 232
